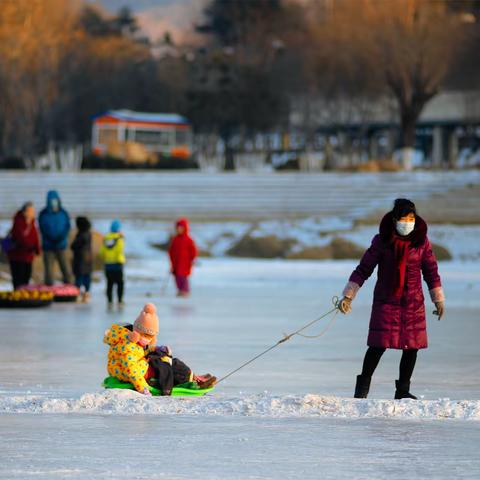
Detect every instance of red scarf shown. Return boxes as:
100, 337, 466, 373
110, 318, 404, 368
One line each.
392, 236, 410, 298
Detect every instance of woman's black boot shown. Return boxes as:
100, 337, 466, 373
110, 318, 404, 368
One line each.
394, 380, 417, 400
354, 375, 371, 398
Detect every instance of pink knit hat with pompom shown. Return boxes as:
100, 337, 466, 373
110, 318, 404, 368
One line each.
132, 303, 159, 336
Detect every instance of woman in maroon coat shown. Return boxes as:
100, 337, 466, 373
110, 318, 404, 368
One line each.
339, 199, 445, 399
7, 202, 41, 289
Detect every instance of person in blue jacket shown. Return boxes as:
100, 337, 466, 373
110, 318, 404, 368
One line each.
38, 190, 73, 285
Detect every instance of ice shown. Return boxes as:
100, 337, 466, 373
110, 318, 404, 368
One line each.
1, 254, 480, 478
1, 170, 480, 478
1, 256, 479, 401
0, 414, 478, 480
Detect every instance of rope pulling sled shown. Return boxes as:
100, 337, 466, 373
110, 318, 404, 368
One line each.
216, 296, 341, 385
103, 297, 341, 395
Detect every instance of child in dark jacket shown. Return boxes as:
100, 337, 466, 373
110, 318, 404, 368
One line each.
168, 218, 197, 297
71, 216, 93, 303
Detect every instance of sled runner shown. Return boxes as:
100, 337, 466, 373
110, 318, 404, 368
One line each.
102, 375, 215, 396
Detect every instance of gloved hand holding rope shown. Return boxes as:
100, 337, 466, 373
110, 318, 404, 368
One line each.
338, 296, 352, 314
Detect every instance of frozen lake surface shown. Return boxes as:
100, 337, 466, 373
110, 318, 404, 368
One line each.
1, 414, 479, 480
1, 256, 479, 478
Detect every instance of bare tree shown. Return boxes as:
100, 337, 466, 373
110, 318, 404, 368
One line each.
193, 0, 303, 170
0, 1, 156, 162
305, 0, 467, 168
0, 0, 80, 159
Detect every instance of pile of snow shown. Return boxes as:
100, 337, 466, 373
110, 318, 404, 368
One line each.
1, 391, 479, 420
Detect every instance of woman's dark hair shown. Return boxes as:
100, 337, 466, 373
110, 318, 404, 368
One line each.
392, 198, 416, 220
76, 216, 91, 231
21, 201, 33, 212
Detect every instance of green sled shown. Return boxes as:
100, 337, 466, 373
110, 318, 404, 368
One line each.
102, 376, 214, 396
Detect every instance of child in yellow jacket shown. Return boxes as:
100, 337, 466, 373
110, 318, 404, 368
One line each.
100, 219, 125, 308
104, 303, 216, 395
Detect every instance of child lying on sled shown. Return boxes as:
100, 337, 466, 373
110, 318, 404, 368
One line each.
103, 303, 216, 396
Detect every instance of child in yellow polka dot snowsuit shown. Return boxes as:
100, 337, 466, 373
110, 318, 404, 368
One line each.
103, 303, 160, 395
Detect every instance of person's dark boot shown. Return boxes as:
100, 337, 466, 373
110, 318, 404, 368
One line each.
354, 375, 371, 398
194, 374, 217, 389
394, 380, 417, 400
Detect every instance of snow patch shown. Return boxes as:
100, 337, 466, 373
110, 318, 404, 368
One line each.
1, 391, 479, 420
3, 217, 480, 261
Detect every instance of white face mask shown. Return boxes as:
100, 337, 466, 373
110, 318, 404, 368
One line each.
396, 221, 415, 236
138, 336, 152, 347
50, 199, 59, 211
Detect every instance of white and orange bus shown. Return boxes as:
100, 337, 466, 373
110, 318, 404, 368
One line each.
92, 110, 192, 160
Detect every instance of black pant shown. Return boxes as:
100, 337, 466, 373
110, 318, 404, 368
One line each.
9, 261, 33, 290
105, 268, 124, 303
147, 355, 192, 396
361, 346, 418, 383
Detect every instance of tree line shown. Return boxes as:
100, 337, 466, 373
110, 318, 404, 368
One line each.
0, 0, 478, 167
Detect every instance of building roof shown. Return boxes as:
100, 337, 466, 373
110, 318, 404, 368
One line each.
94, 109, 189, 125
290, 90, 480, 130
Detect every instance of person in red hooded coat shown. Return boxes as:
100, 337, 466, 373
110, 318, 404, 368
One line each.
168, 218, 197, 297
7, 202, 41, 289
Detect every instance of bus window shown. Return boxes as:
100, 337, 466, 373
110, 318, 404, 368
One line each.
133, 129, 172, 146
98, 127, 118, 146
175, 129, 190, 145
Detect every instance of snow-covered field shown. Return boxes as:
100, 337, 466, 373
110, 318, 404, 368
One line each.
1, 254, 479, 479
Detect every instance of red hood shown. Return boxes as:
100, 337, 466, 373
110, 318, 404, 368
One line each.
379, 212, 427, 247
176, 218, 190, 234
14, 211, 29, 227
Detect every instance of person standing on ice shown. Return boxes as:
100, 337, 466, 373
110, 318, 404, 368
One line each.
168, 218, 197, 297
338, 198, 445, 400
6, 202, 41, 289
38, 190, 72, 285
100, 220, 125, 308
70, 216, 93, 303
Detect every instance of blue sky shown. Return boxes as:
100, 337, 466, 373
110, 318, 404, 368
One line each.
98, 0, 192, 13
95, 0, 203, 41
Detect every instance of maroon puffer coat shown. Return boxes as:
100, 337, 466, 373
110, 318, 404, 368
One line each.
7, 211, 41, 263
347, 214, 442, 350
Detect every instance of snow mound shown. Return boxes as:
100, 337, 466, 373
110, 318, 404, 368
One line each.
1, 391, 479, 420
